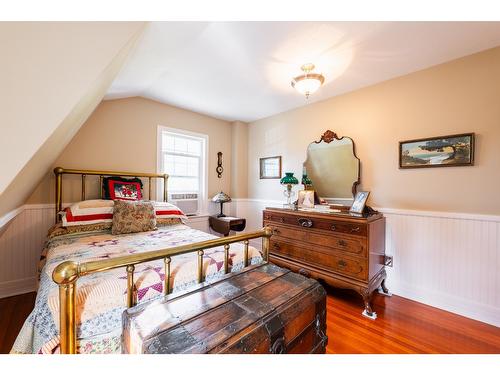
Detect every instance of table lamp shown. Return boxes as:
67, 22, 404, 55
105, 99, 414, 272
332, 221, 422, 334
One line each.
212, 191, 232, 217
280, 172, 299, 208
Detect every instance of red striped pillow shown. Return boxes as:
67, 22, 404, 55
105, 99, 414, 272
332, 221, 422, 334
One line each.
61, 200, 114, 227
153, 202, 188, 222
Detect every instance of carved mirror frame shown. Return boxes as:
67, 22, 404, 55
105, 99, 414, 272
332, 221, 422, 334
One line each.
307, 129, 361, 198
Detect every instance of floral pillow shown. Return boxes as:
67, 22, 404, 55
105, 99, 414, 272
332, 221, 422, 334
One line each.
112, 200, 157, 235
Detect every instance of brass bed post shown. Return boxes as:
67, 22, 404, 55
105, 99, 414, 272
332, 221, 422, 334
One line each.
164, 257, 171, 295
197, 250, 204, 283
52, 261, 79, 354
163, 174, 168, 202
81, 174, 86, 201
262, 226, 272, 262
148, 177, 152, 200
224, 244, 230, 274
54, 167, 63, 222
243, 240, 249, 267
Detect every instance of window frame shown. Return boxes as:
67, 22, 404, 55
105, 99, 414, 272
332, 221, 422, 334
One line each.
157, 126, 209, 210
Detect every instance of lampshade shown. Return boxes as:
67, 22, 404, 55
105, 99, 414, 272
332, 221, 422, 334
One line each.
291, 63, 325, 99
280, 172, 299, 185
212, 191, 231, 203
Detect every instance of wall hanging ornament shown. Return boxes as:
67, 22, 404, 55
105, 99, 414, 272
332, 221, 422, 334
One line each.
216, 152, 223, 178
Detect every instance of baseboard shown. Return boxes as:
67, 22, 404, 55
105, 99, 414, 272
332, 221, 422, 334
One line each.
0, 277, 37, 299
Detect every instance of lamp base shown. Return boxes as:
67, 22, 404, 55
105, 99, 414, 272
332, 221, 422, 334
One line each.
216, 213, 226, 218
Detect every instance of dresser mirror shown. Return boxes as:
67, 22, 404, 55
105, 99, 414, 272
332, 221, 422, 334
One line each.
303, 130, 360, 206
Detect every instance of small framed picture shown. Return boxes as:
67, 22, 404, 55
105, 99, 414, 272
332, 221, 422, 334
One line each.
298, 190, 315, 208
350, 191, 370, 214
259, 156, 282, 179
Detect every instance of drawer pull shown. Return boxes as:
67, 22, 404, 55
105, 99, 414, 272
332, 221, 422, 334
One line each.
337, 260, 347, 268
350, 226, 361, 233
331, 225, 336, 231
273, 243, 280, 250
338, 240, 347, 247
279, 217, 285, 223
298, 218, 313, 228
298, 268, 310, 278
272, 228, 281, 235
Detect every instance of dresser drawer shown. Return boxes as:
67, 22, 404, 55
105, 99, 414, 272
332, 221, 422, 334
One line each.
270, 240, 367, 281
266, 223, 367, 258
263, 211, 367, 237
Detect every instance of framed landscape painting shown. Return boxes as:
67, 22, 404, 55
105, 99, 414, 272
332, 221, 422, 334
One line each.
399, 133, 474, 169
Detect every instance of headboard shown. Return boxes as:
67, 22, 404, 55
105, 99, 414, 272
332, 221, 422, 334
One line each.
54, 167, 169, 222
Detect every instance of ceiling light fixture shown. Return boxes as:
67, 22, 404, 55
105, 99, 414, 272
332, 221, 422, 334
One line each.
291, 63, 325, 99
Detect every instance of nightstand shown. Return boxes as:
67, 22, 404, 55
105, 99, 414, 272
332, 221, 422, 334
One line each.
209, 215, 246, 237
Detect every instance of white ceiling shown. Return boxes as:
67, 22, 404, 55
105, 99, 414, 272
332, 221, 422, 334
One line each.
105, 22, 500, 122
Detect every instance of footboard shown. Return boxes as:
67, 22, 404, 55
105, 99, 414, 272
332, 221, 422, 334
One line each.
52, 227, 273, 354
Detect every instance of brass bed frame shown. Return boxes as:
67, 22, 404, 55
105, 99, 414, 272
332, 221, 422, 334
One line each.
51, 167, 272, 354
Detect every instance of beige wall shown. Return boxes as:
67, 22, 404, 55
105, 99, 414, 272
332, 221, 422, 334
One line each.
231, 121, 249, 198
0, 22, 145, 218
29, 97, 233, 204
248, 46, 500, 214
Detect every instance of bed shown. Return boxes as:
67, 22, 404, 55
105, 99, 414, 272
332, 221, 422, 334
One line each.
11, 168, 271, 354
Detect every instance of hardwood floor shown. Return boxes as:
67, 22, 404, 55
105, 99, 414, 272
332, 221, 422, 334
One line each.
1, 289, 499, 354
0, 292, 36, 354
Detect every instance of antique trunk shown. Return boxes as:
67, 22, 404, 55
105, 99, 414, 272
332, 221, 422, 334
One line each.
122, 263, 327, 354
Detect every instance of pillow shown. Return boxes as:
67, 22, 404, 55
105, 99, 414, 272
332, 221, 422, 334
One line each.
48, 222, 112, 239
152, 201, 188, 222
112, 200, 157, 235
61, 199, 114, 227
102, 177, 143, 201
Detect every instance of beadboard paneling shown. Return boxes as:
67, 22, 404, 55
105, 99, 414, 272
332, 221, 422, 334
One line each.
233, 199, 500, 327
0, 205, 54, 298
2, 200, 499, 327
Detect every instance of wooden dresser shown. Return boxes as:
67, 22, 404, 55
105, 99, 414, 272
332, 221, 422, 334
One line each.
263, 207, 389, 319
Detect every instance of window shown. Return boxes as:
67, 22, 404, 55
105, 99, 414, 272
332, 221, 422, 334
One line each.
157, 126, 208, 205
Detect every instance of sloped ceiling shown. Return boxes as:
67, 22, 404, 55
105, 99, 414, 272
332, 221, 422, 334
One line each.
0, 22, 146, 219
106, 22, 500, 122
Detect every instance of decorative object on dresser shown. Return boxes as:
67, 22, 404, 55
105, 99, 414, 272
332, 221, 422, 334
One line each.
216, 151, 224, 178
280, 172, 299, 208
209, 215, 246, 237
259, 155, 282, 179
264, 130, 390, 319
122, 263, 327, 354
350, 191, 370, 215
297, 190, 315, 208
399, 133, 474, 169
211, 191, 231, 217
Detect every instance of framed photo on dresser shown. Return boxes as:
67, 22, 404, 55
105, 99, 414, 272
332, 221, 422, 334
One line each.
350, 191, 370, 214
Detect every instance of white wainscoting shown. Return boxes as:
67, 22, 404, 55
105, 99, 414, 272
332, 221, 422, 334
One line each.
0, 204, 55, 298
2, 199, 499, 328
0, 203, 215, 299
232, 199, 500, 327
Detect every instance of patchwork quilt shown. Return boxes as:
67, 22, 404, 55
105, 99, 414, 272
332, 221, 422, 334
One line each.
11, 224, 262, 354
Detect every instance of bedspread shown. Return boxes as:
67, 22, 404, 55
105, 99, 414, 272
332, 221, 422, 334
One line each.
11, 224, 262, 354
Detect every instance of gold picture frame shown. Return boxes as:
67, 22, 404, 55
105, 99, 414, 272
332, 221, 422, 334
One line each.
259, 156, 282, 179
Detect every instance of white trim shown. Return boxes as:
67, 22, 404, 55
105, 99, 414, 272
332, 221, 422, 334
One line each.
0, 277, 37, 299
0, 205, 25, 229
376, 207, 500, 222
393, 281, 500, 327
156, 125, 209, 214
